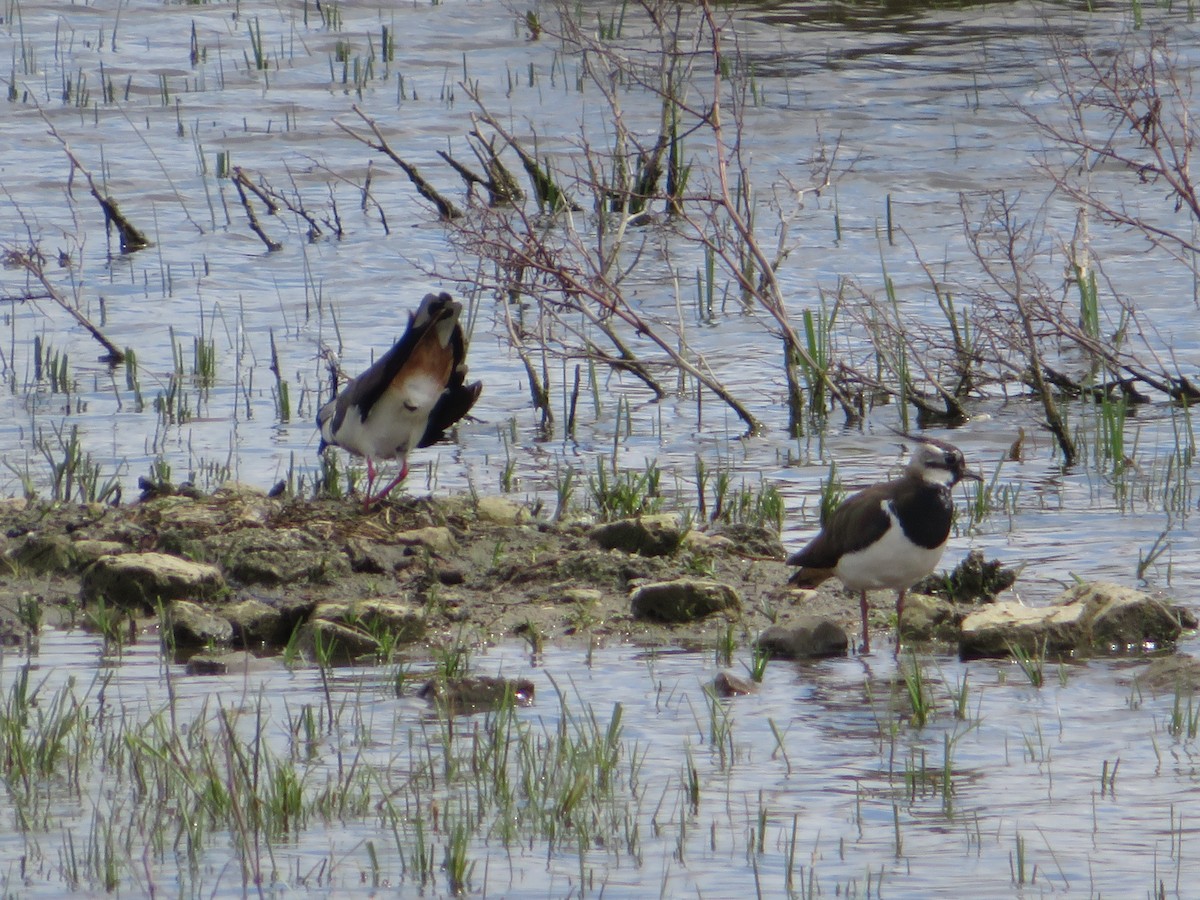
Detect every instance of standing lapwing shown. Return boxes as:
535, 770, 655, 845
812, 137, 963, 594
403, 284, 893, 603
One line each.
787, 434, 981, 654
317, 292, 482, 508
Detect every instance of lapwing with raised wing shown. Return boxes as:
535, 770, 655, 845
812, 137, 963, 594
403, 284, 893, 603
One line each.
318, 292, 481, 508
787, 434, 981, 654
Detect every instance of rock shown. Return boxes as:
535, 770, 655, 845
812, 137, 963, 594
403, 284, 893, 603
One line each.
959, 581, 1187, 658
756, 617, 849, 659
437, 566, 466, 585
71, 540, 128, 566
215, 528, 349, 585
711, 671, 757, 696
81, 552, 225, 611
310, 598, 426, 644
184, 650, 277, 676
417, 675, 535, 710
1137, 655, 1200, 693
561, 587, 603, 605
223, 599, 285, 645
630, 578, 740, 622
682, 531, 736, 553
591, 514, 685, 557
8, 532, 76, 574
299, 618, 381, 659
706, 523, 787, 560
899, 593, 960, 642
476, 496, 532, 525
394, 526, 458, 556
153, 487, 273, 528
214, 481, 269, 498
344, 539, 415, 574
1073, 582, 1192, 648
167, 600, 233, 647
959, 602, 1080, 657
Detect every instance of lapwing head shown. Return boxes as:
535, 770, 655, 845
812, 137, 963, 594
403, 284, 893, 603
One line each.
410, 292, 463, 347
898, 434, 983, 487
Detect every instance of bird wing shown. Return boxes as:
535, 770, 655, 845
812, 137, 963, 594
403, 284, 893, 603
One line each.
419, 380, 481, 448
317, 389, 354, 448
416, 318, 481, 447
351, 294, 454, 424
787, 481, 894, 570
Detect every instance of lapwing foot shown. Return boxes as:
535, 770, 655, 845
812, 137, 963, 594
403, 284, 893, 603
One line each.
364, 462, 409, 509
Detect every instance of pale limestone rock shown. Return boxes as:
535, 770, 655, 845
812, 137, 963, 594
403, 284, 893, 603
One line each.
82, 552, 225, 610
394, 526, 458, 556
167, 600, 233, 647
960, 581, 1186, 657
476, 496, 532, 525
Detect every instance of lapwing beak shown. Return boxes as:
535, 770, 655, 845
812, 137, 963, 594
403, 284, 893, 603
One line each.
960, 469, 984, 483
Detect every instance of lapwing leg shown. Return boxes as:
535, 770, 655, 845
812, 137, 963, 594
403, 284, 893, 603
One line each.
859, 590, 871, 655
363, 458, 379, 512
894, 589, 907, 657
367, 461, 409, 507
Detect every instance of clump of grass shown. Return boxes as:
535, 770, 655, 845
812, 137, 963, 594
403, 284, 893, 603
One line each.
35, 422, 122, 504
818, 460, 845, 525
746, 644, 769, 683
799, 296, 838, 411
316, 449, 346, 499
552, 459, 576, 521
709, 474, 785, 532
86, 597, 127, 656
246, 17, 268, 70
588, 458, 662, 520
1167, 684, 1199, 740
269, 330, 290, 423
901, 651, 933, 728
1008, 639, 1047, 687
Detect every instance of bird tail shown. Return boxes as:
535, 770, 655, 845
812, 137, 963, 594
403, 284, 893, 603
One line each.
788, 567, 834, 589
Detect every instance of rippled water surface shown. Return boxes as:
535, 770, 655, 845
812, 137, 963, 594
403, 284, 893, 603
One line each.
4, 0, 1200, 893
3, 632, 1197, 896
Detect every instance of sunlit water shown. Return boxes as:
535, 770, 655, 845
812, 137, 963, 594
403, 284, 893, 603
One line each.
3, 632, 1198, 896
4, 0, 1200, 893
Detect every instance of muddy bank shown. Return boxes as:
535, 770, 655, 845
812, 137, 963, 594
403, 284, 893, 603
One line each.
0, 485, 809, 653
0, 485, 1187, 663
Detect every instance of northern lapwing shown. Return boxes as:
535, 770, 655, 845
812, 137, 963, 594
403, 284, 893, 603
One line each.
787, 434, 981, 654
317, 292, 481, 508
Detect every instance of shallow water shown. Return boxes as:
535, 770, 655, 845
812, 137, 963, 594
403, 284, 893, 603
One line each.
4, 631, 1198, 896
4, 0, 1200, 893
